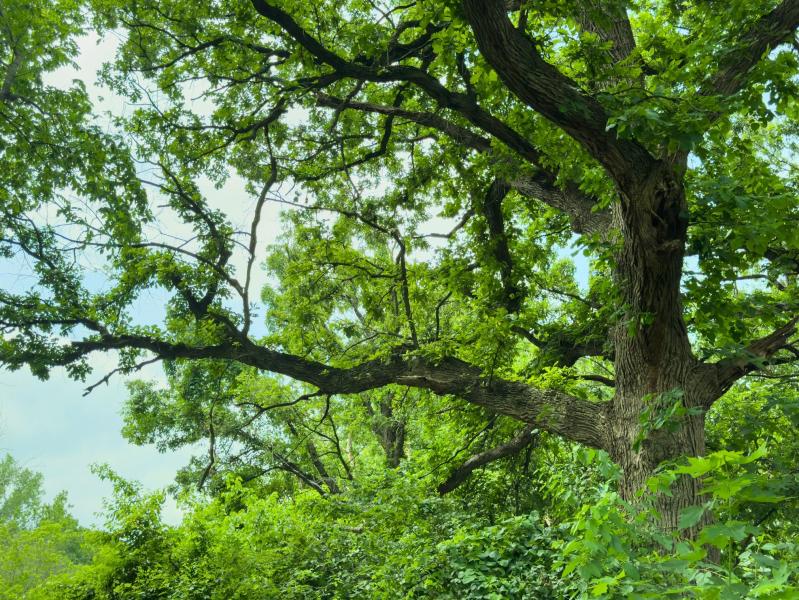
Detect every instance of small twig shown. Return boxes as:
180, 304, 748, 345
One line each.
243, 134, 278, 336
235, 390, 324, 414
565, 373, 616, 387
83, 356, 163, 396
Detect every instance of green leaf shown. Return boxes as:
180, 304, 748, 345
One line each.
677, 505, 706, 530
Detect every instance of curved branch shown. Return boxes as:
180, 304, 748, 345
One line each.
437, 424, 536, 494
315, 93, 610, 235
702, 0, 799, 99
11, 327, 607, 449
250, 0, 542, 164
461, 0, 656, 189
700, 317, 799, 405
315, 93, 492, 153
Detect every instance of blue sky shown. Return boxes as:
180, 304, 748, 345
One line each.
0, 361, 194, 525
1, 30, 299, 527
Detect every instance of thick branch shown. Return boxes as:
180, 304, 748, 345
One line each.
390, 357, 606, 448
316, 94, 610, 235
250, 0, 542, 164
480, 179, 523, 312
27, 329, 607, 449
461, 0, 656, 188
702, 0, 799, 99
437, 424, 536, 494
0, 48, 25, 102
576, 2, 636, 65
509, 176, 611, 235
363, 394, 406, 468
703, 317, 798, 404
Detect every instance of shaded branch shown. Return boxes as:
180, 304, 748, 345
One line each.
566, 373, 616, 387
315, 93, 492, 153
22, 328, 607, 449
197, 401, 218, 490
250, 0, 544, 164
286, 420, 341, 494
394, 234, 418, 346
316, 93, 610, 235
509, 176, 610, 235
480, 179, 523, 313
271, 449, 328, 495
576, 2, 636, 65
511, 325, 610, 366
243, 141, 278, 335
437, 424, 537, 494
702, 0, 799, 99
704, 317, 799, 404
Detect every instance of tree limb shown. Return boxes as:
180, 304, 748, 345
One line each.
460, 0, 656, 189
315, 93, 610, 235
702, 317, 799, 404
315, 93, 492, 153
576, 1, 637, 65
511, 325, 610, 367
250, 0, 543, 164
509, 176, 611, 235
479, 179, 523, 312
437, 424, 537, 494
8, 327, 607, 449
701, 0, 799, 100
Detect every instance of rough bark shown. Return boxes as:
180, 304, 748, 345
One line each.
479, 179, 524, 313
38, 323, 606, 450
576, 2, 636, 65
604, 161, 700, 528
702, 0, 799, 99
461, 0, 656, 190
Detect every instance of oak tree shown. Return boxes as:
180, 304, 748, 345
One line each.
3, 0, 799, 533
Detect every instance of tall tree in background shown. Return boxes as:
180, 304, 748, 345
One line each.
2, 0, 799, 533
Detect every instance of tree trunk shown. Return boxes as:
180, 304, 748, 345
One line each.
364, 394, 406, 468
607, 392, 707, 532
607, 163, 709, 533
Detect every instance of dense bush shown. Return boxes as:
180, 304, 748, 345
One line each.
7, 443, 797, 599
